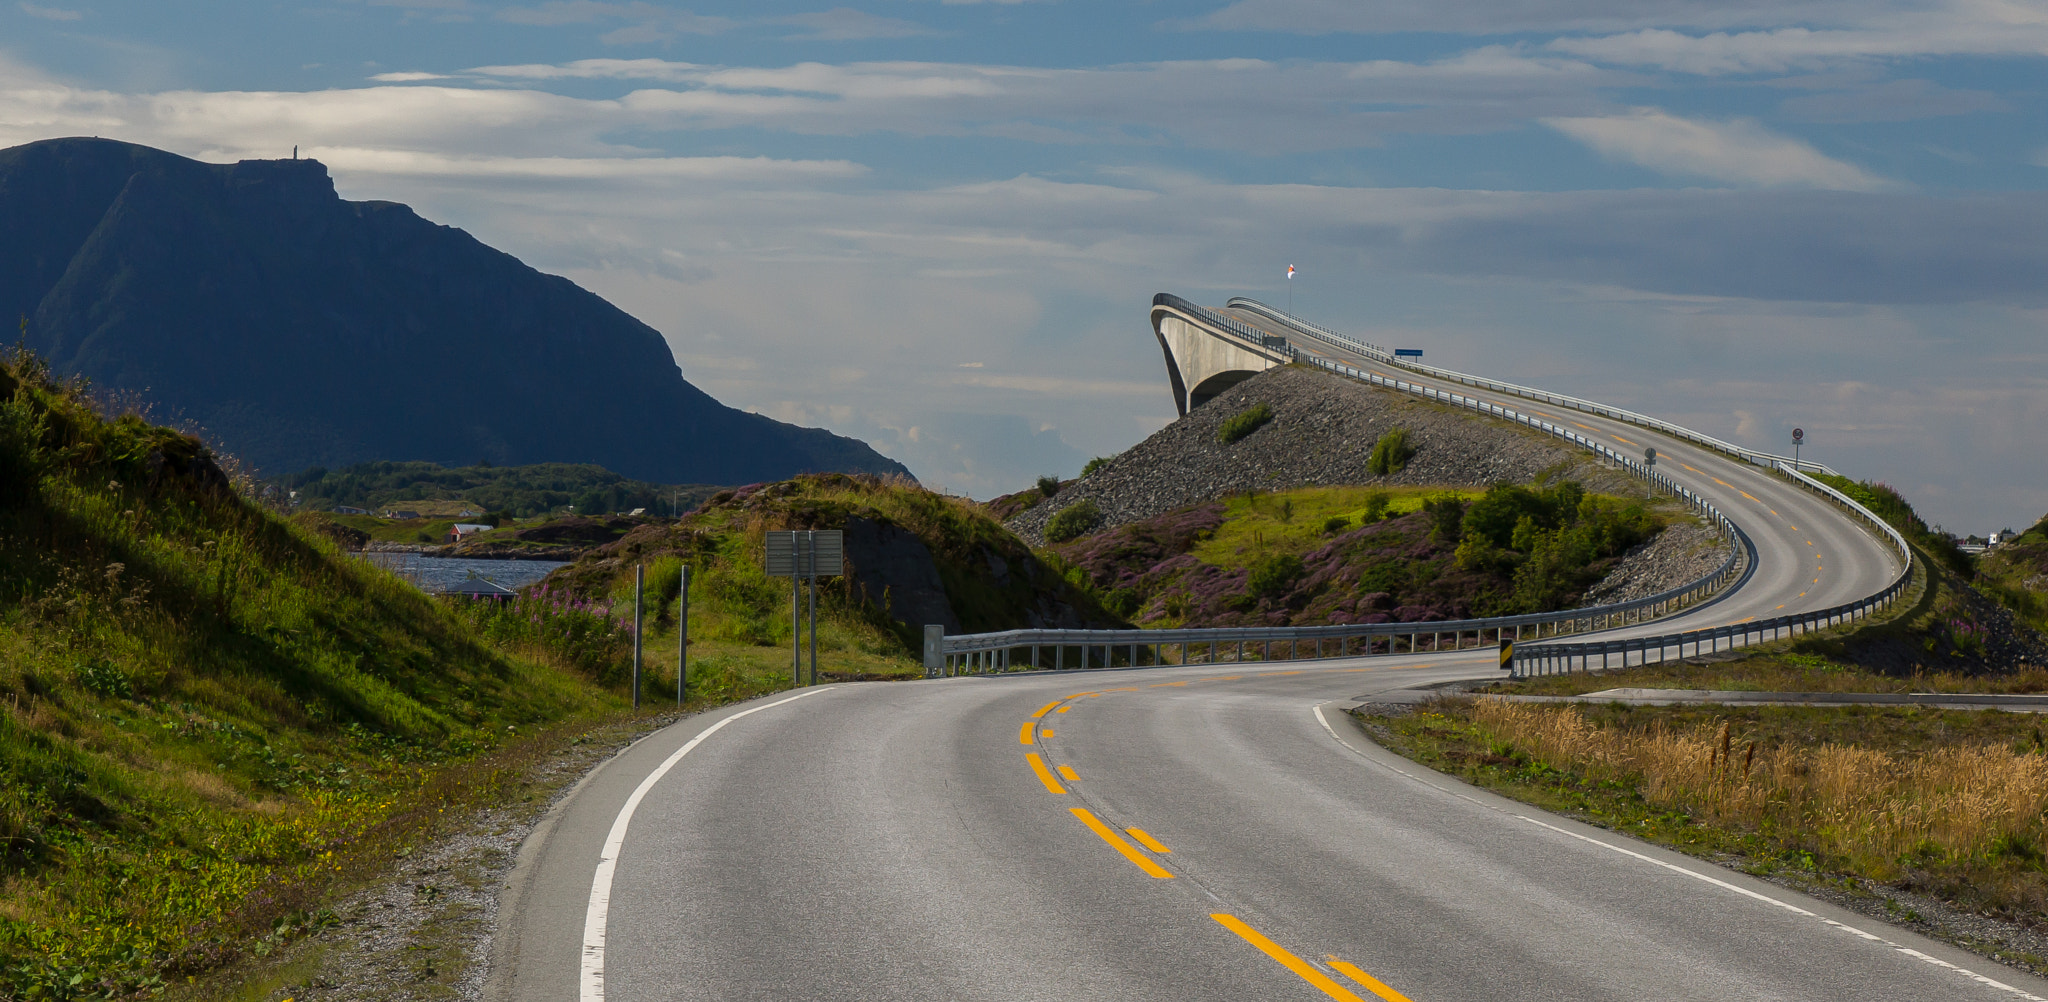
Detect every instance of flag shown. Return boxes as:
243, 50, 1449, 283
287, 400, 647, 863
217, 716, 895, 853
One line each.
1287, 264, 1295, 280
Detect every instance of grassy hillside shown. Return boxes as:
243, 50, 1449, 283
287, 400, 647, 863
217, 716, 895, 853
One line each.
1976, 514, 2048, 634
284, 460, 722, 519
0, 353, 624, 995
539, 474, 1127, 681
1052, 481, 1672, 627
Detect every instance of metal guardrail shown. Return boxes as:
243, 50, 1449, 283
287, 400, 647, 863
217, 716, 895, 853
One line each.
1508, 462, 1916, 677
1225, 297, 1840, 478
930, 338, 1758, 677
1152, 293, 1301, 362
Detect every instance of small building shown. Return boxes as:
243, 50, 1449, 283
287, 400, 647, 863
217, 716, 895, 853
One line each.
334, 506, 370, 516
447, 523, 494, 544
384, 510, 422, 520
443, 575, 515, 600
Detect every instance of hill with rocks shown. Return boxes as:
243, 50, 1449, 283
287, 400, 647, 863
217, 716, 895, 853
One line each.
1003, 364, 1626, 546
0, 137, 907, 485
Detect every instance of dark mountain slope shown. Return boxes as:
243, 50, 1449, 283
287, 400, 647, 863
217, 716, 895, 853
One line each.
2, 137, 908, 485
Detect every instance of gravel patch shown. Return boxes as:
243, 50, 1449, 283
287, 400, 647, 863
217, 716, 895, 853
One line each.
1581, 520, 1732, 606
1006, 364, 1630, 546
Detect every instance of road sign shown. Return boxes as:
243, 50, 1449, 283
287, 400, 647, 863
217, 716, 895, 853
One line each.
766, 530, 844, 577
1792, 427, 1804, 444
1644, 447, 1657, 466
1394, 348, 1424, 358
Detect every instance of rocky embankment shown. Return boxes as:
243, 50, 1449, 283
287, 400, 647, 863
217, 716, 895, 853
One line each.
1006, 365, 1628, 546
1581, 521, 1732, 606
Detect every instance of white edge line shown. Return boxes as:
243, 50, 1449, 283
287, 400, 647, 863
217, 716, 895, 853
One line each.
1308, 704, 2047, 1001
580, 688, 831, 1001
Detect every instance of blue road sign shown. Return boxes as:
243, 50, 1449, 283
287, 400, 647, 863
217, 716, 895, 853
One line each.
1394, 348, 1424, 358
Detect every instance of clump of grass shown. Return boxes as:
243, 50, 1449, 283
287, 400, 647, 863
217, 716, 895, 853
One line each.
1367, 427, 1415, 476
1036, 474, 1062, 499
1045, 499, 1102, 544
1216, 403, 1274, 444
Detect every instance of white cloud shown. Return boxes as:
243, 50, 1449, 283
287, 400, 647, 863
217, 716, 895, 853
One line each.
308, 147, 868, 182
369, 71, 452, 82
1543, 108, 1898, 190
1549, 2, 2048, 74
1187, 0, 1926, 35
17, 2, 81, 20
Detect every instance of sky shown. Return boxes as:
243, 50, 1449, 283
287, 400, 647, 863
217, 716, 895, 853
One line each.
1, 0, 2043, 532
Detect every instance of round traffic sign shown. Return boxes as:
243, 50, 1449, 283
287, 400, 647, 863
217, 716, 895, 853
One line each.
1792, 427, 1804, 443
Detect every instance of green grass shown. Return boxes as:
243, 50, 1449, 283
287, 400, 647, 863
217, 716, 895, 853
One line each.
1216, 402, 1273, 444
1190, 486, 1478, 570
1488, 653, 2048, 697
0, 353, 636, 996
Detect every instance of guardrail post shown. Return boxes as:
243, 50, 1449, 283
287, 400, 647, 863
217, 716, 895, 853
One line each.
923, 625, 943, 679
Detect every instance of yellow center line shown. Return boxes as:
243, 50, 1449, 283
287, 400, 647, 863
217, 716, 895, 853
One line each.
1326, 956, 1416, 1002
1073, 809, 1174, 878
1042, 728, 1055, 738
1681, 463, 1702, 474
1790, 525, 1799, 531
1730, 616, 1755, 624
1104, 687, 1139, 692
1026, 753, 1067, 794
1018, 722, 1036, 745
1712, 477, 1732, 488
1800, 591, 1808, 597
1057, 764, 1081, 782
1056, 706, 1071, 713
1070, 692, 1099, 698
1611, 434, 1636, 446
1210, 914, 1365, 1001
1775, 604, 1786, 610
1769, 508, 1779, 516
1571, 421, 1595, 431
1149, 681, 1190, 688
1126, 828, 1172, 854
1259, 670, 1305, 676
1031, 701, 1061, 719
1813, 578, 1820, 584
1740, 491, 1761, 503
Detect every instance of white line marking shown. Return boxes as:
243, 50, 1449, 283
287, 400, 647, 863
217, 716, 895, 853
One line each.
1310, 704, 2047, 1000
581, 688, 831, 1000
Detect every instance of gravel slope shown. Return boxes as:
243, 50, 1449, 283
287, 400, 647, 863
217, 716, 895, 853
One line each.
1006, 364, 1627, 546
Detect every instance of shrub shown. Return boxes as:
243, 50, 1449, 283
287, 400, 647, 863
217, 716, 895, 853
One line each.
1323, 515, 1350, 534
1362, 491, 1391, 523
1217, 403, 1274, 444
1368, 427, 1416, 475
1045, 499, 1102, 543
1082, 456, 1115, 477
1246, 553, 1305, 601
1423, 495, 1467, 544
1036, 475, 1062, 499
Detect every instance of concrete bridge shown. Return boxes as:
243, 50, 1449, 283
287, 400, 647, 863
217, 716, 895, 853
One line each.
1149, 292, 1298, 416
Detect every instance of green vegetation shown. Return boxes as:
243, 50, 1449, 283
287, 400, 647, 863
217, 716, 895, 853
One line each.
1363, 697, 2048, 955
1216, 402, 1274, 444
1044, 499, 1103, 544
1487, 652, 2048, 698
1081, 455, 1115, 477
0, 351, 634, 995
1450, 481, 1658, 611
1036, 474, 1062, 499
1189, 486, 1453, 569
543, 474, 1122, 656
1812, 472, 1972, 577
1367, 427, 1415, 476
1978, 515, 2048, 634
284, 460, 721, 519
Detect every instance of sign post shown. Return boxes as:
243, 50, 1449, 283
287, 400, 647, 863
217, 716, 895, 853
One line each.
766, 530, 845, 687
631, 564, 643, 710
1792, 427, 1804, 470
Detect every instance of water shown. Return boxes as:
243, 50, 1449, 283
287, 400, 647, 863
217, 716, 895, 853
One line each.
356, 553, 570, 594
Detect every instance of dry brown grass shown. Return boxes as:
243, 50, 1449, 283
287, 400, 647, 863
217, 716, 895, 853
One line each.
1472, 697, 2048, 878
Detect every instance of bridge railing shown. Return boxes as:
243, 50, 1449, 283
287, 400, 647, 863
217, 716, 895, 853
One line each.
1152, 292, 1301, 362
931, 349, 1756, 677
1225, 296, 1839, 478
1508, 462, 1916, 678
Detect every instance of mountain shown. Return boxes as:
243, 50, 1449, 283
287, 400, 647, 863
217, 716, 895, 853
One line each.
0, 137, 910, 484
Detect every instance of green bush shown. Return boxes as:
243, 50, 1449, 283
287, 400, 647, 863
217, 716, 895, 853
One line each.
1246, 553, 1305, 601
1424, 494, 1467, 544
1323, 515, 1350, 534
1217, 403, 1274, 444
1082, 456, 1115, 477
1036, 475, 1062, 499
1045, 499, 1102, 543
1362, 491, 1391, 523
1368, 427, 1416, 476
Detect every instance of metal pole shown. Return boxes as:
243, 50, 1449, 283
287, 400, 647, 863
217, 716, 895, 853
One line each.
807, 530, 818, 687
632, 564, 644, 710
688, 561, 696, 704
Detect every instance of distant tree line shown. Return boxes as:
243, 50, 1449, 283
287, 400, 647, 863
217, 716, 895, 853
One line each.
280, 461, 722, 519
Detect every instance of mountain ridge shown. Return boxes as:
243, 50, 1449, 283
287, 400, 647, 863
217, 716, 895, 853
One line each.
1, 136, 908, 485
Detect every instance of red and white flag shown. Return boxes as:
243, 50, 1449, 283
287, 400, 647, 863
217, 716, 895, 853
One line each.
1287, 264, 1295, 280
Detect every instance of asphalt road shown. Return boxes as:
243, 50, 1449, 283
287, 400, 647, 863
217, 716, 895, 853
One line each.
490, 658, 2048, 1001
483, 305, 1951, 1000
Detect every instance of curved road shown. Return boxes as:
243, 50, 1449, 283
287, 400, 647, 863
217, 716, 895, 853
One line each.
483, 304, 2003, 1000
